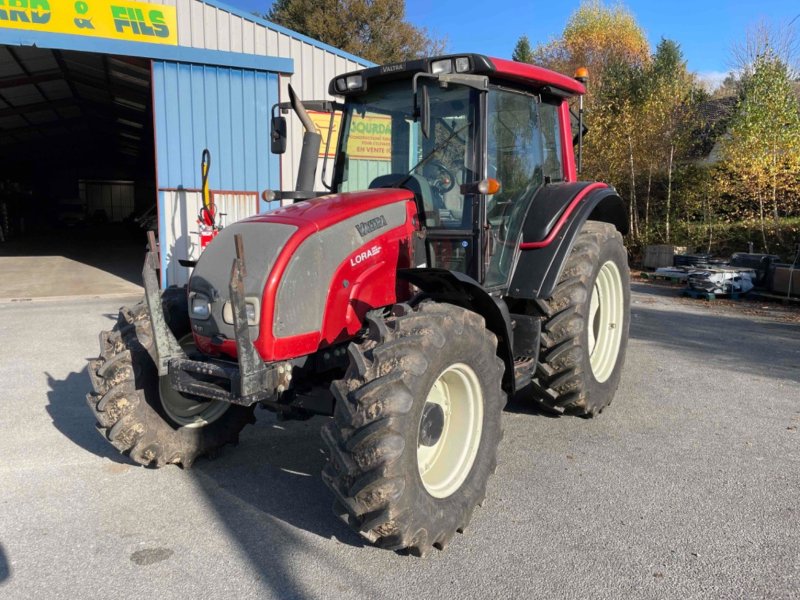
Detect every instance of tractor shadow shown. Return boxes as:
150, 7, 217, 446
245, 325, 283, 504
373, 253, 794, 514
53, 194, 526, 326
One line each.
45, 367, 366, 557
504, 383, 567, 418
45, 367, 133, 464
44, 310, 134, 463
0, 543, 9, 584
191, 412, 367, 550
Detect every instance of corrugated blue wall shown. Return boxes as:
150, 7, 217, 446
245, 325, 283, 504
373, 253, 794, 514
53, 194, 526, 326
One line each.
152, 61, 280, 204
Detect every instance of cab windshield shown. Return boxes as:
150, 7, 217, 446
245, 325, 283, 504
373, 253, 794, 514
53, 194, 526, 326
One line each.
334, 79, 480, 231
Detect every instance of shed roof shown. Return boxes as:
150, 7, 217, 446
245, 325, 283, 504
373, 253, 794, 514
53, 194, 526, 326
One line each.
185, 0, 374, 67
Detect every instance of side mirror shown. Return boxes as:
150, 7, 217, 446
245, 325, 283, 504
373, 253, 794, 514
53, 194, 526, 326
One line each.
271, 115, 287, 154
420, 84, 430, 139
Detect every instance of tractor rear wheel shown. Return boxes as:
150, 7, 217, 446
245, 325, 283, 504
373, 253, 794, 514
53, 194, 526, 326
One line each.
322, 302, 506, 556
534, 220, 630, 416
86, 288, 255, 467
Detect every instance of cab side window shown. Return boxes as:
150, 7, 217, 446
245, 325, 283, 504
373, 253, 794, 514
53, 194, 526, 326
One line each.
539, 101, 564, 183
487, 90, 543, 197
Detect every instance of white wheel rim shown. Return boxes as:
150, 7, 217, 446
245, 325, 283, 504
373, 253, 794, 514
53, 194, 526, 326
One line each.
417, 363, 484, 499
588, 260, 624, 383
159, 334, 230, 428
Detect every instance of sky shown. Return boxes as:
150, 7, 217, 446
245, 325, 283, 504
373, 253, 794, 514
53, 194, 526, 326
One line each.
226, 0, 800, 89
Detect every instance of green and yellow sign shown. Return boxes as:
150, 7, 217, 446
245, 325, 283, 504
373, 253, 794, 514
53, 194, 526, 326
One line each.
0, 0, 178, 45
309, 110, 393, 162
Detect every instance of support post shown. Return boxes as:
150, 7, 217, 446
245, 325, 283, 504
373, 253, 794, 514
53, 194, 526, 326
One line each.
229, 233, 271, 397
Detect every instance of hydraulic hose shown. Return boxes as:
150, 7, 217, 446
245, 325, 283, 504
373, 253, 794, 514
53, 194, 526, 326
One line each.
199, 148, 215, 226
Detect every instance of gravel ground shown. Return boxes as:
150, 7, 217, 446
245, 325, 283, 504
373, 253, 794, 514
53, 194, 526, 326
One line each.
0, 284, 798, 599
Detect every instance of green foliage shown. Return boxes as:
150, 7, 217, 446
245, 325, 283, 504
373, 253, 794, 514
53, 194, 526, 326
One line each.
512, 35, 534, 63
522, 2, 800, 258
265, 0, 445, 64
721, 52, 800, 209
717, 51, 800, 252
531, 0, 650, 90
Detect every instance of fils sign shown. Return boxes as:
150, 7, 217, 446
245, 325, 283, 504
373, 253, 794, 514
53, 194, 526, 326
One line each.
0, 0, 178, 46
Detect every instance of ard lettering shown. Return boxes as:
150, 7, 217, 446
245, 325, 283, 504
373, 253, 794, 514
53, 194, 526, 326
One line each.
0, 0, 52, 24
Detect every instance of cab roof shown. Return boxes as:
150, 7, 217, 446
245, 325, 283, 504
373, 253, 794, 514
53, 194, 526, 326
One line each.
330, 53, 585, 98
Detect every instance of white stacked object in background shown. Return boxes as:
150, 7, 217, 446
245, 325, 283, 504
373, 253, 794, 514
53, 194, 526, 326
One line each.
686, 267, 756, 295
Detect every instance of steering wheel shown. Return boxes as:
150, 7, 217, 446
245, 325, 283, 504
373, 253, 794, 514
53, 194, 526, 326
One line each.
424, 160, 457, 194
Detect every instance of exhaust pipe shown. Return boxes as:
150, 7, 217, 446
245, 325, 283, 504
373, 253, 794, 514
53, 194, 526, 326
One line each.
288, 85, 321, 193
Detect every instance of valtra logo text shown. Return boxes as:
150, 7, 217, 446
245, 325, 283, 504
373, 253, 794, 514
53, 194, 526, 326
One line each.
355, 215, 388, 237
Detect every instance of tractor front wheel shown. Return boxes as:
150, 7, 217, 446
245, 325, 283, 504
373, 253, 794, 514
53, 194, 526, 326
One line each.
86, 289, 255, 468
322, 302, 506, 556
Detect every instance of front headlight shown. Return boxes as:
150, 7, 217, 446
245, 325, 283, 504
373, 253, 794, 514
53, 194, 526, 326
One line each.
190, 293, 211, 320
222, 298, 260, 326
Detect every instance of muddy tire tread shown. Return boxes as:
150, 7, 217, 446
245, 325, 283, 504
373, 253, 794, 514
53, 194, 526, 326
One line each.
322, 302, 506, 556
86, 289, 254, 468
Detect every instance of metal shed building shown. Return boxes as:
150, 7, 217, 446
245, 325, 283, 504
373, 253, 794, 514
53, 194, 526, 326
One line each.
0, 0, 370, 290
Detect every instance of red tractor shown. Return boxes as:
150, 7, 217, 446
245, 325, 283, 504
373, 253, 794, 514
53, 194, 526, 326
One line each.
87, 54, 630, 556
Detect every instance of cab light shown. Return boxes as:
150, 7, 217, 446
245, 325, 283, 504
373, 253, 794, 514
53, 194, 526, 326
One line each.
346, 74, 364, 90
190, 294, 211, 320
431, 59, 453, 74
454, 57, 470, 72
574, 67, 589, 83
479, 178, 501, 195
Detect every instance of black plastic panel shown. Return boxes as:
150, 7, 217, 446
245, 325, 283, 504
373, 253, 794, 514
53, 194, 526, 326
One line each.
509, 186, 627, 299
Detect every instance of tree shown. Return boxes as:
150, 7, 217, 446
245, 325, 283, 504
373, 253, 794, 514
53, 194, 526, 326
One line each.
512, 35, 534, 63
733, 20, 799, 77
265, 0, 445, 64
712, 73, 741, 99
640, 39, 698, 243
526, 1, 652, 241
720, 50, 800, 251
585, 59, 646, 237
531, 0, 650, 92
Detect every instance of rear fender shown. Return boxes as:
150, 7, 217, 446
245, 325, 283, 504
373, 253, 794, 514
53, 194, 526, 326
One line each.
397, 269, 515, 393
509, 183, 627, 299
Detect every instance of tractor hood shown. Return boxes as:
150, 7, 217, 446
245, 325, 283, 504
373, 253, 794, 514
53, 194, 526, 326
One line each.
188, 188, 416, 361
247, 187, 413, 229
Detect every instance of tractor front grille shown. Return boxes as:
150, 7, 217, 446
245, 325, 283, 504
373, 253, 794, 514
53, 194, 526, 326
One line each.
188, 221, 298, 341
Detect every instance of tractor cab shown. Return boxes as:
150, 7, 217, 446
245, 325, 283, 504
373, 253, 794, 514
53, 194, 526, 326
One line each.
272, 54, 585, 291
